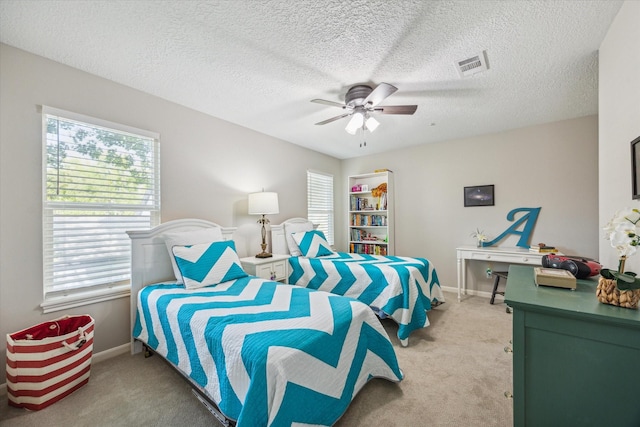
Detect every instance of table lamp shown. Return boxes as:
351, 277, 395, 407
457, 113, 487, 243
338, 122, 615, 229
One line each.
248, 191, 279, 258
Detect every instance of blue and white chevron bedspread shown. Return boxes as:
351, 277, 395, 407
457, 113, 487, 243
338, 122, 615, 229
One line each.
288, 252, 445, 343
133, 276, 403, 427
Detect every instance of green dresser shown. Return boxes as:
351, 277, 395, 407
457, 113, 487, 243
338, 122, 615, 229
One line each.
505, 265, 640, 427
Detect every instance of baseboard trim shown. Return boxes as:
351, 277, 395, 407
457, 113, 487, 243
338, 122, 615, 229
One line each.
0, 343, 130, 395
91, 343, 130, 364
440, 285, 502, 301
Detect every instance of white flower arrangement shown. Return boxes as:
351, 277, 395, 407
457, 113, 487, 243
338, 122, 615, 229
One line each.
602, 208, 640, 290
603, 208, 640, 259
470, 228, 488, 246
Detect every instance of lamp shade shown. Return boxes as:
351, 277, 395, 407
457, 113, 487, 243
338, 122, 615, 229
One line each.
248, 192, 279, 215
345, 112, 364, 135
365, 115, 379, 132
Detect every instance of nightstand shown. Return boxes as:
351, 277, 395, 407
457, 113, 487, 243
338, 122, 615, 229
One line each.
240, 254, 289, 283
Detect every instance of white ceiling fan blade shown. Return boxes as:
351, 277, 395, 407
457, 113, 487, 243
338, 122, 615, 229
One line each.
311, 99, 348, 109
315, 112, 353, 125
363, 82, 398, 107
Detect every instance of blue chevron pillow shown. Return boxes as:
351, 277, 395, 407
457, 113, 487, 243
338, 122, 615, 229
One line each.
292, 230, 334, 258
172, 240, 248, 289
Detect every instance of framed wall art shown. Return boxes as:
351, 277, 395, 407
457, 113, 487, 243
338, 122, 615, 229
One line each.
464, 184, 495, 207
632, 136, 640, 200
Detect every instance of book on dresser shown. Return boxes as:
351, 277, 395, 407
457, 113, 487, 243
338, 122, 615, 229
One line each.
529, 244, 558, 253
533, 267, 576, 289
348, 171, 394, 255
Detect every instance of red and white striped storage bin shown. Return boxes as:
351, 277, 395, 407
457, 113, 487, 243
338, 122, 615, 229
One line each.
6, 315, 94, 410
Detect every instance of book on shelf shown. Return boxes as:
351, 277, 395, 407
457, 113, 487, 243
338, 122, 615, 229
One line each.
350, 228, 387, 242
352, 194, 387, 211
350, 242, 387, 256
351, 214, 387, 227
350, 196, 372, 211
380, 193, 387, 210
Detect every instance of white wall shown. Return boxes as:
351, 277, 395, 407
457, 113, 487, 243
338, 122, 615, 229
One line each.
341, 116, 599, 294
0, 43, 341, 380
598, 0, 640, 273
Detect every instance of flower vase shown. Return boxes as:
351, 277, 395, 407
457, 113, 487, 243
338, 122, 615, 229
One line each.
596, 277, 640, 309
476, 240, 483, 248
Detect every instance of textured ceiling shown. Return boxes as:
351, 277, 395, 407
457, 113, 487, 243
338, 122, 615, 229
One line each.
0, 0, 623, 159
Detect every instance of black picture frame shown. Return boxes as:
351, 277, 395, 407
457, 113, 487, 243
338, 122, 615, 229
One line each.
464, 184, 495, 207
632, 136, 640, 200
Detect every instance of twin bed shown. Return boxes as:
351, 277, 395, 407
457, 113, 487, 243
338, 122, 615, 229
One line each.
129, 219, 444, 427
271, 218, 445, 346
128, 219, 404, 427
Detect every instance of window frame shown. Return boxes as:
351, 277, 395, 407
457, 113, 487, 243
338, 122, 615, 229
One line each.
41, 106, 160, 313
307, 170, 334, 246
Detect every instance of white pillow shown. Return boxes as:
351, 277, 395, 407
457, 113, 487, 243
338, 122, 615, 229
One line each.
164, 227, 224, 283
284, 221, 313, 256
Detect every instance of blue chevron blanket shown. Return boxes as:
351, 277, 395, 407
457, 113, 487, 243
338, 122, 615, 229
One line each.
133, 276, 403, 427
288, 252, 445, 344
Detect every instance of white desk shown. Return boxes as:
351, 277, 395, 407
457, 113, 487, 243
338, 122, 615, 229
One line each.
456, 246, 545, 301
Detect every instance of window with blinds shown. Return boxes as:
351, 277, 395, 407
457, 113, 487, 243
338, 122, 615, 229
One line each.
307, 170, 334, 245
43, 107, 160, 300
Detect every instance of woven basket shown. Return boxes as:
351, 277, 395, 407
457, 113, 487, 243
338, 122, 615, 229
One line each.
596, 277, 640, 309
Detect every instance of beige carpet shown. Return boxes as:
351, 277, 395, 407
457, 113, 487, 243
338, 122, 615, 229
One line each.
0, 292, 513, 426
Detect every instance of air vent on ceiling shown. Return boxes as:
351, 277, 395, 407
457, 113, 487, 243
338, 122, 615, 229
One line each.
455, 50, 489, 78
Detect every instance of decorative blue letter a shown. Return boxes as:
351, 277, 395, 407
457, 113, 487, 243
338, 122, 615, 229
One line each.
482, 207, 541, 248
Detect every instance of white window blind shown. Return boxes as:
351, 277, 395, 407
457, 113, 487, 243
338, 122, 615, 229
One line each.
43, 106, 160, 300
307, 170, 334, 245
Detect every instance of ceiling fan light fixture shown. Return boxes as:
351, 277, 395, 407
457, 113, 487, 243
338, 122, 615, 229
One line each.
345, 112, 364, 135
365, 115, 379, 132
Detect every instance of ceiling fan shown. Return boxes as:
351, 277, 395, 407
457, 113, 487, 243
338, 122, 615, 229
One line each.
311, 82, 417, 134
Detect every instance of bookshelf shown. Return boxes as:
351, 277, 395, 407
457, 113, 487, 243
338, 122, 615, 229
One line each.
347, 171, 394, 255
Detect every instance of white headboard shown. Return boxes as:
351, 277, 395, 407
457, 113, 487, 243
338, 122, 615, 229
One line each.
127, 218, 236, 354
271, 217, 316, 255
